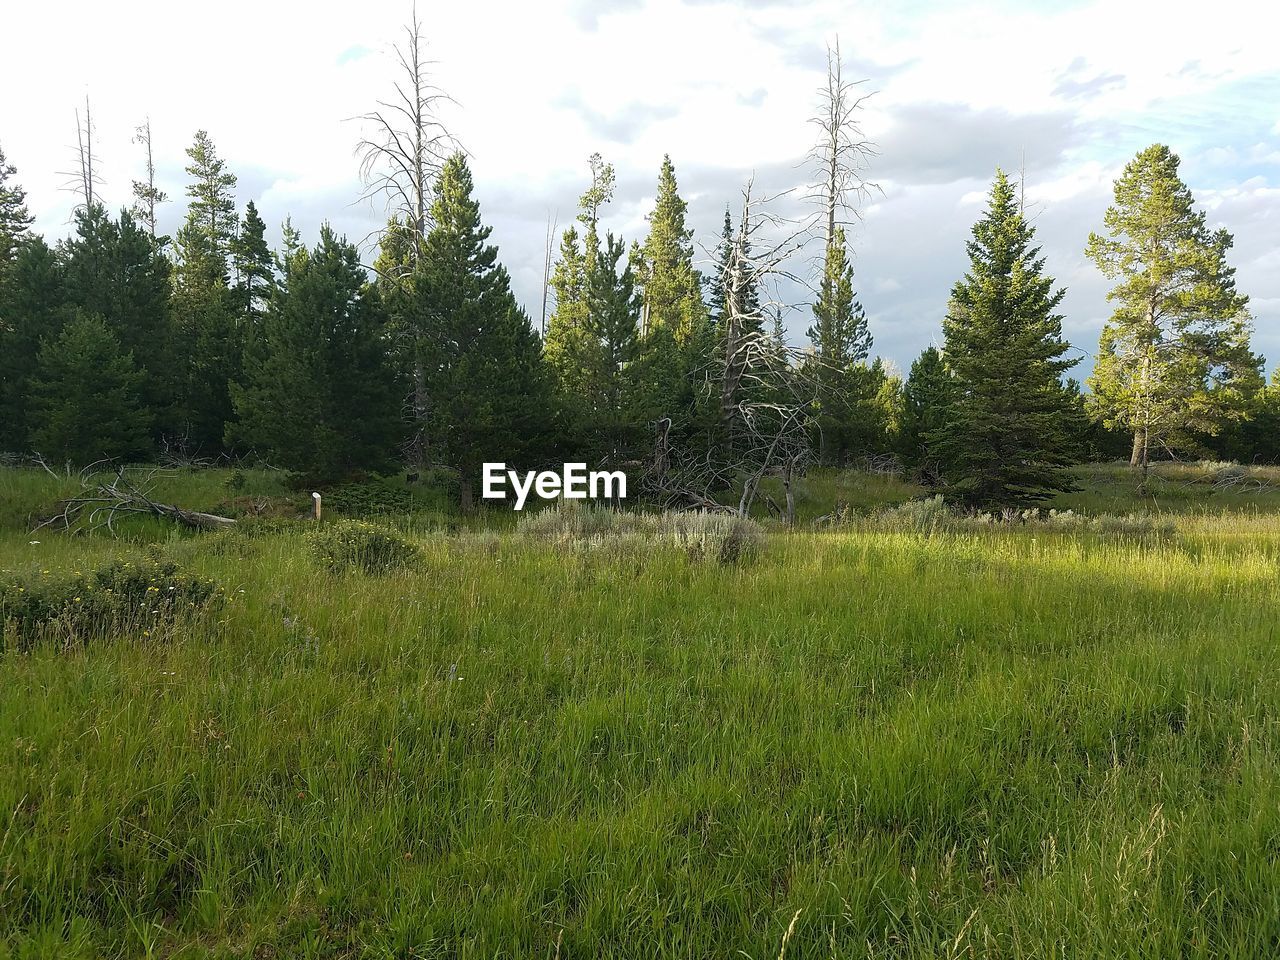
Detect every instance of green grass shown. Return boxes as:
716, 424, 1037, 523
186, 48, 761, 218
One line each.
3, 466, 1280, 957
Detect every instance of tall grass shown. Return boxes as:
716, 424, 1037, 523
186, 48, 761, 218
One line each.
3, 469, 1280, 956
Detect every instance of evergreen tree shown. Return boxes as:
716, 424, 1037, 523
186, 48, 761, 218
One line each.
61, 206, 174, 430
936, 170, 1078, 507
409, 153, 553, 507
544, 223, 595, 423
583, 233, 643, 458
29, 313, 150, 464
635, 156, 707, 343
229, 226, 399, 481
129, 119, 167, 244
0, 238, 68, 450
172, 130, 240, 451
1086, 144, 1260, 476
0, 143, 34, 265
899, 346, 952, 482
232, 200, 275, 327
807, 226, 872, 464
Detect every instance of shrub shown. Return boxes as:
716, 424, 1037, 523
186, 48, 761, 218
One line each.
0, 556, 222, 650
519, 503, 765, 565
307, 519, 422, 575
871, 495, 955, 535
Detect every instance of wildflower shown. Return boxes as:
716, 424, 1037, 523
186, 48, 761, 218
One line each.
27, 541, 39, 545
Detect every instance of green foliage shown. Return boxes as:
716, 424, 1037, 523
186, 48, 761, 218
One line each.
0, 237, 68, 450
936, 170, 1079, 507
899, 346, 952, 480
61, 205, 174, 430
404, 153, 553, 504
1086, 145, 1261, 466
633, 156, 708, 346
0, 142, 34, 265
0, 555, 221, 650
228, 225, 400, 482
306, 519, 422, 575
231, 200, 275, 327
28, 314, 150, 465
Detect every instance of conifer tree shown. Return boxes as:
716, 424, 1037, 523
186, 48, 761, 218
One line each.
0, 238, 68, 450
936, 170, 1078, 507
1086, 144, 1260, 478
583, 233, 643, 457
409, 153, 552, 507
229, 226, 399, 480
807, 226, 872, 464
172, 130, 240, 451
61, 205, 174, 433
0, 143, 34, 265
29, 313, 150, 464
899, 346, 952, 481
129, 119, 167, 243
232, 200, 275, 328
635, 156, 707, 343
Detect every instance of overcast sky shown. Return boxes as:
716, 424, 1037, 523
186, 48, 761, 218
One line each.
5, 0, 1278, 377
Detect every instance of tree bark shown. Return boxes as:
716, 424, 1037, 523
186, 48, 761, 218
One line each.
1130, 426, 1146, 468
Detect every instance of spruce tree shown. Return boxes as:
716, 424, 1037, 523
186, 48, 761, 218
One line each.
410, 153, 553, 507
899, 346, 952, 482
583, 233, 643, 458
0, 143, 34, 265
61, 206, 174, 431
172, 130, 240, 451
1086, 144, 1260, 477
807, 226, 872, 464
0, 238, 68, 450
635, 156, 707, 343
228, 226, 399, 481
936, 170, 1078, 507
232, 200, 275, 329
29, 313, 150, 464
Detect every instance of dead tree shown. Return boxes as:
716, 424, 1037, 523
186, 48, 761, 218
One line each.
32, 464, 236, 536
60, 96, 104, 215
130, 117, 167, 239
352, 2, 456, 256
807, 38, 879, 250
644, 179, 831, 525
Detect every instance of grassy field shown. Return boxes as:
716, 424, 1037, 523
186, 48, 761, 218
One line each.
2, 464, 1280, 957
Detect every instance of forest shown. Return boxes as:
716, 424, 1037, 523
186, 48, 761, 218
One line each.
1, 20, 1274, 514
5, 8, 1280, 959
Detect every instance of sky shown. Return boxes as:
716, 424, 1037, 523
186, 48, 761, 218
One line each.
5, 0, 1279, 379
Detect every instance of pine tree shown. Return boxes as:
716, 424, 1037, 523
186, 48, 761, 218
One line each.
807, 226, 872, 464
29, 313, 150, 464
1086, 144, 1260, 479
172, 130, 240, 451
0, 143, 34, 265
229, 226, 399, 480
0, 238, 68, 450
129, 118, 167, 243
635, 156, 707, 342
176, 130, 238, 283
61, 205, 174, 436
544, 224, 594, 414
899, 346, 952, 481
409, 153, 553, 507
583, 233, 643, 458
232, 200, 275, 327
936, 170, 1078, 507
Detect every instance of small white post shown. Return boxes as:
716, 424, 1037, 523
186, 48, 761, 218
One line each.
312, 492, 322, 521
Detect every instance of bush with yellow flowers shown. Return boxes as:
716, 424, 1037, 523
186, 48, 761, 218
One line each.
0, 556, 222, 650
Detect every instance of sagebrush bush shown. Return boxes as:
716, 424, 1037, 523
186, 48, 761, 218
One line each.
0, 556, 222, 650
307, 519, 422, 574
519, 503, 765, 565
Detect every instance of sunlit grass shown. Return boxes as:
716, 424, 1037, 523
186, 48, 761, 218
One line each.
3, 467, 1280, 956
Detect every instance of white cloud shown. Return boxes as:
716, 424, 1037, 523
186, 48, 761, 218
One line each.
4, 0, 1278, 373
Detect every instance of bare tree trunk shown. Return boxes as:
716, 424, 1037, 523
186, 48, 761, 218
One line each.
407, 362, 430, 469
1129, 426, 1146, 468
459, 468, 474, 512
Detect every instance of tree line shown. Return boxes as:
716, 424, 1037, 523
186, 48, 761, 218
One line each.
0, 38, 1273, 512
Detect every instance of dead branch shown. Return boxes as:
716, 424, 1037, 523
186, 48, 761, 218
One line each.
33, 467, 236, 536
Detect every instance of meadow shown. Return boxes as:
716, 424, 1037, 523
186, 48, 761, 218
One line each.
2, 463, 1279, 958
